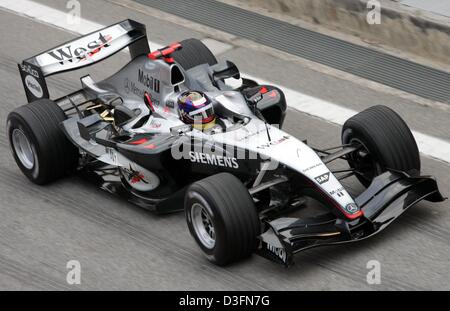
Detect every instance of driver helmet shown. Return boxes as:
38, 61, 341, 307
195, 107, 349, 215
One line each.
178, 91, 216, 130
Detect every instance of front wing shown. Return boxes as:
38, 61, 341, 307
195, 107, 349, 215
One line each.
257, 171, 446, 266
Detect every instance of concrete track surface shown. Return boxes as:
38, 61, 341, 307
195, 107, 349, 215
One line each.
0, 0, 448, 290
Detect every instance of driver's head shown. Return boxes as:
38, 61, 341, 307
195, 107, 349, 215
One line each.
178, 91, 216, 130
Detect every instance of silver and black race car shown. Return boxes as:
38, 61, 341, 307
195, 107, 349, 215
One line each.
8, 20, 445, 266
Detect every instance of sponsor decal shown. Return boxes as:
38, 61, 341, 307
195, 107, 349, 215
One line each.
266, 243, 287, 263
302, 162, 324, 173
166, 100, 175, 108
237, 128, 266, 141
47, 33, 113, 64
314, 172, 330, 185
150, 120, 162, 129
25, 75, 43, 98
20, 64, 39, 78
257, 135, 290, 149
124, 78, 160, 105
345, 203, 359, 214
189, 151, 239, 169
130, 173, 147, 184
124, 78, 144, 97
35, 24, 131, 75
329, 186, 345, 197
122, 163, 160, 192
138, 69, 160, 93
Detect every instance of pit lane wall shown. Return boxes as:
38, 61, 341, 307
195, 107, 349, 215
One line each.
224, 0, 450, 65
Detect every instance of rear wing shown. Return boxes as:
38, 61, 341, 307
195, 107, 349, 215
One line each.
18, 19, 150, 103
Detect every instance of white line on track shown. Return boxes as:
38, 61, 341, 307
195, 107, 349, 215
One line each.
1, 0, 449, 164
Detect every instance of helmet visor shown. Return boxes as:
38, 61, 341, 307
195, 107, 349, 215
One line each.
189, 103, 215, 124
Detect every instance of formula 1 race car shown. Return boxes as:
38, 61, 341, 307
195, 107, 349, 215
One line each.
8, 20, 445, 266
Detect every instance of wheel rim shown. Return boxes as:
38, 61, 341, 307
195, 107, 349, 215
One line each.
12, 128, 35, 170
191, 203, 216, 249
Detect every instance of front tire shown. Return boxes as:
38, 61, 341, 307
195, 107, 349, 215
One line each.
342, 105, 420, 187
7, 99, 78, 185
185, 173, 260, 266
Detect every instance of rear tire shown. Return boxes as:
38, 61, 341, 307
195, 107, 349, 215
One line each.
342, 105, 420, 187
172, 38, 218, 70
7, 99, 78, 185
185, 173, 260, 266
